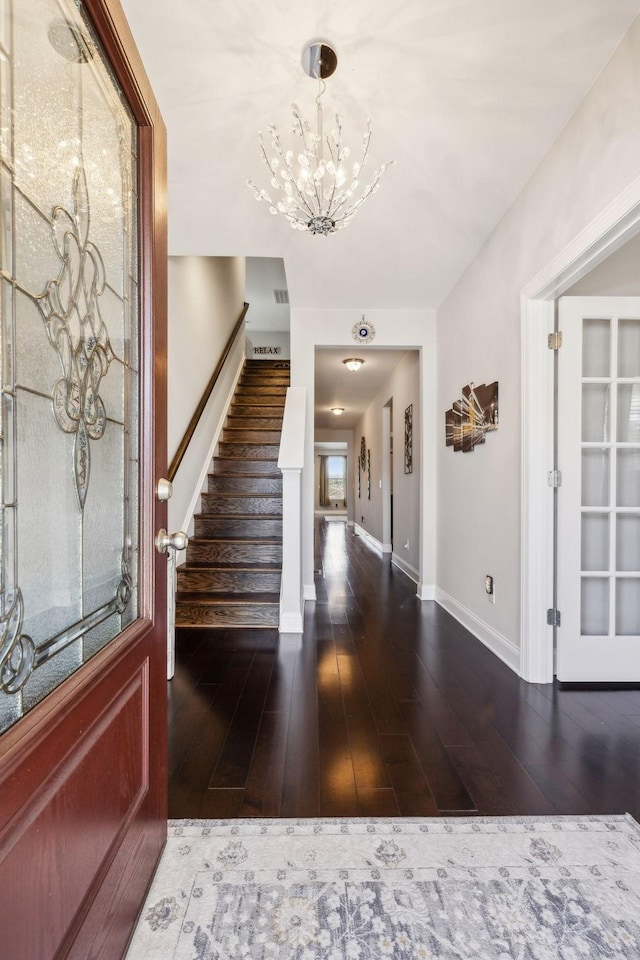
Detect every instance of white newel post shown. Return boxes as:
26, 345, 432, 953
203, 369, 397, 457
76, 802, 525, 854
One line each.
278, 387, 306, 634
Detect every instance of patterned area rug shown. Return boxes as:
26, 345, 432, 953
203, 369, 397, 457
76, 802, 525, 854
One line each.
125, 816, 640, 959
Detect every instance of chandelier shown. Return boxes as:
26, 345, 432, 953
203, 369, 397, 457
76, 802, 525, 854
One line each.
247, 41, 393, 236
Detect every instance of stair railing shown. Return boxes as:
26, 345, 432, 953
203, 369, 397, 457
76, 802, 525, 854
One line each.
168, 302, 249, 482
277, 386, 306, 633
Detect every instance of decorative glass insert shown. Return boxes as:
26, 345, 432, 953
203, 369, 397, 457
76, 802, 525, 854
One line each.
580, 514, 609, 572
581, 384, 610, 442
582, 318, 610, 378
580, 578, 609, 636
0, 0, 139, 733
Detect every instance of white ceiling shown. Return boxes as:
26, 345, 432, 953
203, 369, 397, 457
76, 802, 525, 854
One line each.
314, 348, 411, 430
121, 0, 640, 312
119, 0, 640, 430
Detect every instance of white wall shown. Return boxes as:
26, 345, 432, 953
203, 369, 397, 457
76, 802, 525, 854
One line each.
246, 329, 290, 359
436, 15, 640, 667
566, 232, 640, 295
290, 310, 437, 602
168, 256, 246, 533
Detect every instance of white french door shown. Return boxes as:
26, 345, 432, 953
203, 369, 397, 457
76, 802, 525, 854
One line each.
557, 297, 640, 682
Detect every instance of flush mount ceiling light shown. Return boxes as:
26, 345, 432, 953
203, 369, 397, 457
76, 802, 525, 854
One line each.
343, 358, 365, 372
331, 407, 345, 416
247, 40, 393, 236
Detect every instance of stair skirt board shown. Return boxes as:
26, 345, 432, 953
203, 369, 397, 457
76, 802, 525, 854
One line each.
177, 360, 289, 629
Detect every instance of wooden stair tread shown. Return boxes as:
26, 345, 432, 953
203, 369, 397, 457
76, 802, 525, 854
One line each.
212, 464, 280, 471
202, 491, 282, 498
179, 565, 281, 573
179, 358, 288, 629
189, 535, 282, 542
176, 591, 280, 604
194, 512, 281, 520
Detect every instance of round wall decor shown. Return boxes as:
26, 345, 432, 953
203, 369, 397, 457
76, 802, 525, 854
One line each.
352, 318, 375, 343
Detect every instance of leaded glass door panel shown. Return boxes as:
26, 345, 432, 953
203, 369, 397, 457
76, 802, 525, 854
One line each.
0, 0, 168, 957
557, 297, 640, 682
0, 0, 140, 730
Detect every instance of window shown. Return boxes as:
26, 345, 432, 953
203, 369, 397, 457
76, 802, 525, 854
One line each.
327, 456, 346, 501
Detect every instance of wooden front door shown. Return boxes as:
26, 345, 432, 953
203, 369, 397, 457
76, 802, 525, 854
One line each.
0, 0, 168, 957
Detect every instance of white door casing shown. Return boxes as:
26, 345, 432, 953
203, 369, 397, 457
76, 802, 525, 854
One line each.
520, 174, 640, 683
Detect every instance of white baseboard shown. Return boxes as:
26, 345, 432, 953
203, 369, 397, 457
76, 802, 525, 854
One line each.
382, 542, 392, 554
417, 583, 435, 601
347, 520, 355, 527
435, 587, 520, 674
354, 524, 383, 554
279, 610, 303, 633
279, 633, 303, 651
391, 552, 419, 584
304, 584, 317, 601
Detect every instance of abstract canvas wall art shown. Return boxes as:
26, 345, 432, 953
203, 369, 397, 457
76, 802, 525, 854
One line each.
445, 382, 499, 452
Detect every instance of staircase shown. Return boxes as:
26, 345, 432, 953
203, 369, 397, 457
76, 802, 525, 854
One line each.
175, 360, 289, 628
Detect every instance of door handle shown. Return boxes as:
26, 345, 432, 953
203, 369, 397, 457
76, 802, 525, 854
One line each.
156, 478, 173, 501
155, 529, 189, 553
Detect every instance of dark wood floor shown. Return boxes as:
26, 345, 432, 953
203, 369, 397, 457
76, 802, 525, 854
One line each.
168, 519, 640, 820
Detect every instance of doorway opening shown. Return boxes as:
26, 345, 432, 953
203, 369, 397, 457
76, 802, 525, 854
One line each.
521, 185, 640, 683
382, 400, 393, 553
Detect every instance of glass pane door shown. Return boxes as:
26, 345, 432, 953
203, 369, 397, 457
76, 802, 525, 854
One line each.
0, 0, 139, 732
557, 298, 640, 681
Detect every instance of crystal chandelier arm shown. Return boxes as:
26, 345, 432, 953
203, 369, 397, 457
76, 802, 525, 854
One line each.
261, 128, 317, 222
288, 107, 327, 219
321, 115, 342, 217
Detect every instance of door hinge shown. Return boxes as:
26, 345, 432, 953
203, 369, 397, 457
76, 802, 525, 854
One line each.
547, 469, 562, 488
547, 608, 561, 627
548, 331, 563, 350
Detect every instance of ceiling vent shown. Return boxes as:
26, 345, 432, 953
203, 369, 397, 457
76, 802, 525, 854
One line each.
273, 289, 289, 305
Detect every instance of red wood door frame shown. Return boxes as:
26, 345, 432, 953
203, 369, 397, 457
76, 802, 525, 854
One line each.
0, 1, 168, 957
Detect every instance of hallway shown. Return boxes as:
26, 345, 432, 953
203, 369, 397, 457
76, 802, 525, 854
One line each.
168, 520, 640, 821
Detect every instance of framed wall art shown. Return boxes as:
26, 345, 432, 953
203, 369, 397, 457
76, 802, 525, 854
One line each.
445, 381, 498, 452
404, 404, 413, 474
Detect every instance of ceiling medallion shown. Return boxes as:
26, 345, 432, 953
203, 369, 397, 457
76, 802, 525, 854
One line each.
247, 40, 393, 236
352, 317, 375, 344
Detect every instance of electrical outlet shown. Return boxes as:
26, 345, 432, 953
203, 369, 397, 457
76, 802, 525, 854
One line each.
485, 574, 495, 603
